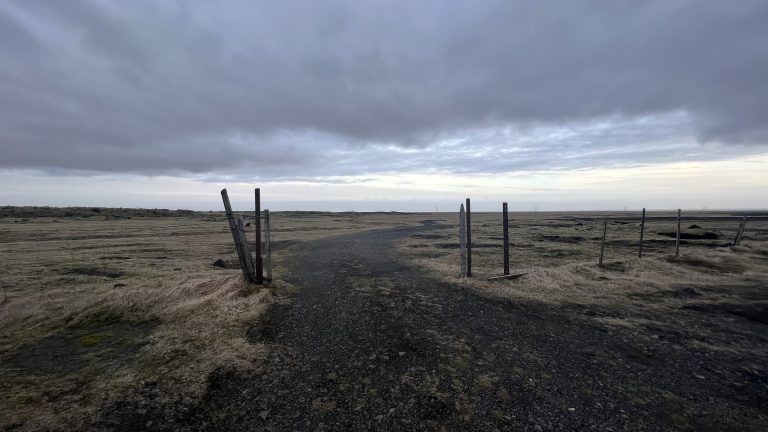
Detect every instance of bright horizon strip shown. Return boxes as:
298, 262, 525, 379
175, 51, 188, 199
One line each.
1, 153, 767, 212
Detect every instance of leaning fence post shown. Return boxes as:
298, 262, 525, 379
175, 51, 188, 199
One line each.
264, 209, 273, 286
221, 189, 256, 283
675, 209, 681, 257
639, 208, 646, 259
459, 203, 467, 277
255, 188, 263, 283
466, 198, 472, 277
733, 216, 747, 246
502, 202, 509, 275
236, 217, 257, 281
599, 220, 608, 267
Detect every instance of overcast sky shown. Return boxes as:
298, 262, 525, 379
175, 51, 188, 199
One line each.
1, 1, 767, 211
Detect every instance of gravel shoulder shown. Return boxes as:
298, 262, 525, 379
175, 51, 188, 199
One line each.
185, 220, 767, 431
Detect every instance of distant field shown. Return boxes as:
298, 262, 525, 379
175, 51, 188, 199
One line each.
398, 210, 768, 298
1, 207, 767, 429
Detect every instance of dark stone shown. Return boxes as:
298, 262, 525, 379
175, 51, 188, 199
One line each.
658, 230, 720, 240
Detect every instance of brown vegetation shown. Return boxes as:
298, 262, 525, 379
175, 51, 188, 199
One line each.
0, 210, 424, 429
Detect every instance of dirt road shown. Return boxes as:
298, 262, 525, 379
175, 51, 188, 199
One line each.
178, 221, 765, 431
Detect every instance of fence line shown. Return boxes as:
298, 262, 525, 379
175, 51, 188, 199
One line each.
565, 215, 768, 222
465, 201, 768, 279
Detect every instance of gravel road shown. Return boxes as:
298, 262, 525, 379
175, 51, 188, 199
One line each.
180, 221, 766, 431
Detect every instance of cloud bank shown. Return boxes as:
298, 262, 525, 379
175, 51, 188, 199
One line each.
1, 1, 767, 179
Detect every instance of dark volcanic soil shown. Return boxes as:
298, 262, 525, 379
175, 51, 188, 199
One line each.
114, 221, 767, 431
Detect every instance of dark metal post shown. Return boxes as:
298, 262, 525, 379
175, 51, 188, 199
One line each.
466, 198, 472, 277
264, 209, 272, 285
502, 202, 509, 275
459, 204, 467, 276
675, 209, 681, 257
255, 188, 263, 283
639, 208, 646, 259
734, 216, 747, 246
599, 220, 607, 267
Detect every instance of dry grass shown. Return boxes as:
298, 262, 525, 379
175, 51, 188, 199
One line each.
0, 210, 426, 429
397, 210, 768, 306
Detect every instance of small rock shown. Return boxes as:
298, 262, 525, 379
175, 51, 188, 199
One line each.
213, 259, 226, 268
258, 410, 269, 420
113, 283, 127, 288
398, 352, 406, 356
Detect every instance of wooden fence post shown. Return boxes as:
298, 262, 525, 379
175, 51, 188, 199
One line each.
639, 208, 646, 259
264, 209, 273, 286
221, 189, 256, 283
733, 216, 747, 246
221, 188, 246, 276
599, 220, 608, 267
675, 209, 681, 257
459, 203, 467, 277
502, 202, 509, 275
466, 198, 472, 277
255, 188, 263, 283
236, 217, 257, 281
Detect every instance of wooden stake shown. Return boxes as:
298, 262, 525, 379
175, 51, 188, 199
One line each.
236, 217, 257, 282
222, 189, 247, 277
639, 208, 646, 259
459, 203, 467, 277
221, 189, 256, 283
733, 216, 747, 246
502, 202, 509, 275
255, 188, 263, 283
466, 198, 472, 277
675, 209, 681, 257
599, 220, 608, 267
264, 209, 273, 286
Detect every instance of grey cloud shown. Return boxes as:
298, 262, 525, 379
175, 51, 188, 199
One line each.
197, 113, 760, 183
1, 1, 767, 177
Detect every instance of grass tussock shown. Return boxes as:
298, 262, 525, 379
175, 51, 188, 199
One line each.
1, 273, 272, 430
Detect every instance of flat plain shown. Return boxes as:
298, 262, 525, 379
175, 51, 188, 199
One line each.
1, 207, 766, 430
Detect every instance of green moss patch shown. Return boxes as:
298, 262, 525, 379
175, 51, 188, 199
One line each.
79, 332, 113, 347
